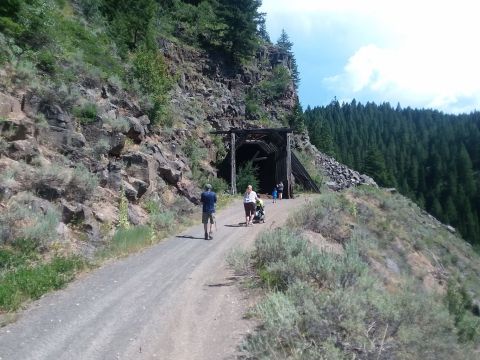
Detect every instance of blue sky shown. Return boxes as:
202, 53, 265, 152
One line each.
260, 0, 480, 114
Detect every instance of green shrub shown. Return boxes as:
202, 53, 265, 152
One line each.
183, 138, 208, 173
118, 187, 130, 229
149, 211, 175, 232
143, 198, 176, 232
236, 161, 259, 194
21, 208, 59, 244
103, 115, 130, 132
226, 248, 252, 275
212, 135, 227, 163
0, 242, 39, 273
260, 65, 291, 101
445, 279, 480, 343
68, 163, 98, 201
245, 90, 262, 119
0, 193, 60, 246
194, 174, 229, 194
131, 49, 172, 126
36, 50, 56, 73
72, 102, 98, 124
92, 138, 110, 158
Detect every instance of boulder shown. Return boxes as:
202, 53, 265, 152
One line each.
106, 161, 122, 190
122, 180, 138, 202
129, 177, 148, 199
122, 152, 151, 184
158, 163, 182, 185
61, 200, 85, 224
126, 117, 146, 143
109, 133, 126, 156
39, 103, 72, 130
81, 206, 101, 243
127, 204, 148, 226
445, 225, 456, 233
154, 151, 183, 184
176, 179, 200, 205
35, 179, 66, 201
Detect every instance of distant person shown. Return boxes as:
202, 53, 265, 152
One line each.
243, 184, 258, 226
277, 181, 284, 200
200, 184, 217, 240
272, 186, 277, 203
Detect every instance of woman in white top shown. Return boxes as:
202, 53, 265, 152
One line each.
243, 184, 258, 226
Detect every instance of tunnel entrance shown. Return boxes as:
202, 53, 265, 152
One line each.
225, 141, 276, 194
214, 128, 320, 198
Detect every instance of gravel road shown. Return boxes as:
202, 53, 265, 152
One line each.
0, 196, 306, 360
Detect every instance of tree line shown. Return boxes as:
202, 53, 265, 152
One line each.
305, 101, 480, 245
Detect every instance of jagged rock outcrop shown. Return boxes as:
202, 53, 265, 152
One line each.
294, 133, 377, 190
160, 40, 296, 131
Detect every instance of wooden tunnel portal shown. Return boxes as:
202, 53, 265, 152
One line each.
212, 128, 320, 198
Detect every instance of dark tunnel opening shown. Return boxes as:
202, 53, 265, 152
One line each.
218, 142, 277, 195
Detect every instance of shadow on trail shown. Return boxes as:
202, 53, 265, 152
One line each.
224, 223, 246, 228
176, 235, 208, 240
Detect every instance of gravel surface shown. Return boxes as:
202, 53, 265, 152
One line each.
0, 197, 306, 360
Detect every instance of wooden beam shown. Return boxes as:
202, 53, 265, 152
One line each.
230, 133, 237, 195
211, 127, 293, 135
286, 132, 292, 199
251, 150, 261, 162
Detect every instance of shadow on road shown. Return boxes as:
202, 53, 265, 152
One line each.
176, 235, 208, 240
224, 223, 245, 228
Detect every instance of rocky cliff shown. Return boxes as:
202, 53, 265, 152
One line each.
0, 36, 374, 255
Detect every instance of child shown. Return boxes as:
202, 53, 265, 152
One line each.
272, 186, 278, 203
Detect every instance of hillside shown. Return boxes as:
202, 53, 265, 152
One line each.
229, 186, 480, 358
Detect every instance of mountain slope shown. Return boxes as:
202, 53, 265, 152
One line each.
230, 186, 480, 358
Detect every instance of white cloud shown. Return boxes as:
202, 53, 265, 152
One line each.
261, 0, 480, 113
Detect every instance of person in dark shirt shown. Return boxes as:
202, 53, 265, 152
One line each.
200, 184, 217, 240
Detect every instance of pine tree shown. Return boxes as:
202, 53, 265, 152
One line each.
215, 0, 262, 61
257, 12, 270, 43
276, 29, 299, 89
276, 29, 291, 49
363, 146, 388, 186
287, 100, 305, 133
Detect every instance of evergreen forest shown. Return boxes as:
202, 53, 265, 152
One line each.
305, 101, 480, 245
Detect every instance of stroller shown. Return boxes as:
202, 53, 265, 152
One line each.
254, 200, 266, 223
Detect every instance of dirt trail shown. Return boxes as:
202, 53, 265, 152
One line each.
0, 196, 307, 360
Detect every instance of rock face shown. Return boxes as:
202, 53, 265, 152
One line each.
0, 37, 366, 255
160, 40, 296, 131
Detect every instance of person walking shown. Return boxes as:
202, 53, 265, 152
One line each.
243, 184, 258, 226
200, 184, 217, 240
277, 181, 284, 200
272, 186, 277, 203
